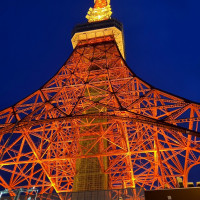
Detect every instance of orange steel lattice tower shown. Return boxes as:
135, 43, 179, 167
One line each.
0, 0, 200, 194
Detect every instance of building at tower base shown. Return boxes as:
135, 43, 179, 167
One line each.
145, 187, 200, 200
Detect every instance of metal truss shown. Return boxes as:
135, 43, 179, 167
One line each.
0, 37, 200, 193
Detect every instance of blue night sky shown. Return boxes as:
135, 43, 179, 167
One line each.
0, 0, 200, 183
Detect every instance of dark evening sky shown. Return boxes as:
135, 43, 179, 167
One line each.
0, 0, 200, 183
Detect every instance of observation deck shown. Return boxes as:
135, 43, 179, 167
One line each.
71, 19, 126, 59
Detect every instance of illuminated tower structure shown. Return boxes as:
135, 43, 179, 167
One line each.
0, 0, 200, 194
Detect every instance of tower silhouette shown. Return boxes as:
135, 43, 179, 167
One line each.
0, 0, 200, 195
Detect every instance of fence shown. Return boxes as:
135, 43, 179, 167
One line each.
0, 188, 144, 200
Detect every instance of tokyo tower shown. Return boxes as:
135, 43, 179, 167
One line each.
0, 0, 200, 196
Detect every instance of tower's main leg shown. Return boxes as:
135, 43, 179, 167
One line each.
72, 68, 109, 192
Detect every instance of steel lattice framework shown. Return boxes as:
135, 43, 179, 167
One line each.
0, 33, 200, 193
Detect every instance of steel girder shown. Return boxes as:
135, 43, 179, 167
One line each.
0, 38, 200, 193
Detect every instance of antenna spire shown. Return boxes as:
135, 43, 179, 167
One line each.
86, 0, 112, 23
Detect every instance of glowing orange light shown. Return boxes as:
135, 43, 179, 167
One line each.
94, 0, 108, 8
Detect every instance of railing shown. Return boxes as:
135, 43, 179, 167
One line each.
71, 18, 123, 37
0, 188, 144, 200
